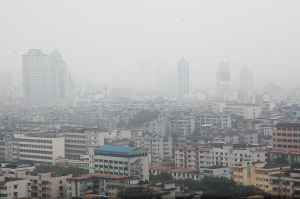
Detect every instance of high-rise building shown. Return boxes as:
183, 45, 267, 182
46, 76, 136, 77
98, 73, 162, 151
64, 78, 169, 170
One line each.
217, 62, 231, 95
0, 70, 12, 97
51, 49, 68, 100
240, 68, 253, 90
22, 49, 68, 108
22, 49, 52, 108
177, 58, 190, 99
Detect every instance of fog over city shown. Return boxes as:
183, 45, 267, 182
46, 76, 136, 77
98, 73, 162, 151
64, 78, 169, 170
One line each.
2, 1, 300, 199
1, 0, 300, 88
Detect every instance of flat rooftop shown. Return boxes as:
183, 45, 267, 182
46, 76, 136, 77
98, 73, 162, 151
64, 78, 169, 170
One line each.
68, 173, 130, 181
149, 163, 199, 174
95, 145, 137, 153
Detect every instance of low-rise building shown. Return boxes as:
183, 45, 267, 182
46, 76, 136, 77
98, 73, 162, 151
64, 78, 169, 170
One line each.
4, 170, 72, 199
199, 166, 232, 180
232, 161, 289, 192
89, 145, 149, 181
0, 178, 32, 199
270, 170, 300, 198
149, 162, 200, 181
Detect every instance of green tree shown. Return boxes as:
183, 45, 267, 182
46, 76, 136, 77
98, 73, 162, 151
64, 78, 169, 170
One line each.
126, 110, 160, 128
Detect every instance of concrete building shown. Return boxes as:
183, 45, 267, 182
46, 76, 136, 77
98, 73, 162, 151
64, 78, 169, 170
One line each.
174, 144, 267, 169
168, 113, 195, 136
196, 113, 231, 130
272, 123, 300, 153
4, 170, 72, 199
147, 119, 167, 136
64, 129, 109, 159
56, 156, 89, 170
199, 166, 232, 180
232, 161, 287, 192
89, 145, 149, 181
66, 173, 131, 198
0, 178, 32, 199
22, 49, 52, 108
177, 58, 190, 99
217, 62, 231, 95
270, 170, 300, 198
149, 162, 200, 181
14, 134, 65, 165
240, 68, 253, 91
213, 102, 262, 119
51, 49, 68, 100
135, 135, 173, 162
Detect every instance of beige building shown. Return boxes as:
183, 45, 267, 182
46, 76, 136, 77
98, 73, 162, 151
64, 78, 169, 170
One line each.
14, 134, 65, 166
232, 161, 284, 192
4, 170, 72, 199
213, 103, 261, 119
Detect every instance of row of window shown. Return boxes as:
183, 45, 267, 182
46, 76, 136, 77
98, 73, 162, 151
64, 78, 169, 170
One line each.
94, 159, 128, 164
20, 154, 53, 160
20, 149, 52, 155
20, 139, 52, 144
274, 139, 299, 143
94, 153, 147, 158
95, 165, 128, 170
275, 133, 298, 137
273, 144, 299, 148
94, 170, 128, 175
20, 144, 52, 149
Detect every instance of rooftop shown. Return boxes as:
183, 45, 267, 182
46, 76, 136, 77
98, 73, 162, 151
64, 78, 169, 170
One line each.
275, 123, 300, 128
95, 145, 137, 153
68, 173, 130, 181
149, 163, 199, 174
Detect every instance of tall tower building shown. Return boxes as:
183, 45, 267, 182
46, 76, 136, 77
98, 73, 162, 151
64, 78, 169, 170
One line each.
0, 70, 12, 97
22, 49, 68, 108
51, 49, 68, 100
240, 68, 253, 90
217, 62, 231, 95
177, 58, 190, 99
22, 49, 52, 108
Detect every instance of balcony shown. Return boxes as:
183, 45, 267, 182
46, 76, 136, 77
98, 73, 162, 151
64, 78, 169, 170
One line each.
294, 186, 300, 191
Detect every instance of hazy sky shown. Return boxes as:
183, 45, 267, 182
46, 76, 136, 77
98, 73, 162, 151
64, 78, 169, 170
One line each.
1, 0, 300, 89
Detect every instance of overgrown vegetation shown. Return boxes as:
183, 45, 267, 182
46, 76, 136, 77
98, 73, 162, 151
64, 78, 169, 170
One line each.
118, 110, 160, 128
150, 172, 270, 198
274, 157, 289, 164
33, 165, 88, 177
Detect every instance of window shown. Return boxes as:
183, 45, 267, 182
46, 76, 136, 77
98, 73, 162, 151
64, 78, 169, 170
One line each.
282, 133, 287, 136
277, 133, 281, 136
59, 180, 62, 184
14, 185, 18, 189
277, 139, 281, 142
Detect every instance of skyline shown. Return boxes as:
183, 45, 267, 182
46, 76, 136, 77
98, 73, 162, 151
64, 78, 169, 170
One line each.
1, 0, 300, 89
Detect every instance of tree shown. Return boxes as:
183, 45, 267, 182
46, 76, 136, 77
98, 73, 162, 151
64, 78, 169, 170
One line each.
126, 110, 160, 128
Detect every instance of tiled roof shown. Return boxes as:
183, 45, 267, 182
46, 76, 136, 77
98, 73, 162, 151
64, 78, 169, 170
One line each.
67, 173, 130, 181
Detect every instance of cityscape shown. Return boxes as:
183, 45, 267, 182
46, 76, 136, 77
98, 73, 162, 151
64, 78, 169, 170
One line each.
1, 1, 300, 199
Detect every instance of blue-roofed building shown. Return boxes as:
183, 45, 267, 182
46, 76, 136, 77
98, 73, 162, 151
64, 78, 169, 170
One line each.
89, 145, 149, 181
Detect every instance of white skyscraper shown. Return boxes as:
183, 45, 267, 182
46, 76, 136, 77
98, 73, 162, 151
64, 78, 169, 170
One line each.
217, 62, 231, 95
22, 49, 52, 108
239, 68, 253, 90
22, 49, 68, 108
177, 58, 190, 99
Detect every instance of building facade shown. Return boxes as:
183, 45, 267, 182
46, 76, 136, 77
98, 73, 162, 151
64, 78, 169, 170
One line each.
177, 58, 190, 99
217, 62, 231, 95
89, 145, 149, 181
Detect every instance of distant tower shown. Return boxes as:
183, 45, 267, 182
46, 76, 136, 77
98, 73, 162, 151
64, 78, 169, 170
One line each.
51, 49, 68, 100
240, 68, 253, 91
22, 49, 52, 108
177, 58, 190, 99
217, 62, 231, 95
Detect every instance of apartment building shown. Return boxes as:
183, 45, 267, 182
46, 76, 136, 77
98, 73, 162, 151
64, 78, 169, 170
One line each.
168, 113, 195, 136
14, 134, 65, 165
0, 178, 32, 199
89, 145, 149, 181
202, 129, 258, 144
199, 166, 232, 180
196, 113, 231, 131
66, 173, 131, 198
147, 119, 167, 136
213, 103, 261, 119
4, 170, 72, 199
272, 123, 300, 153
149, 162, 200, 181
270, 170, 300, 198
64, 129, 109, 159
135, 135, 173, 162
174, 144, 266, 169
232, 161, 286, 192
